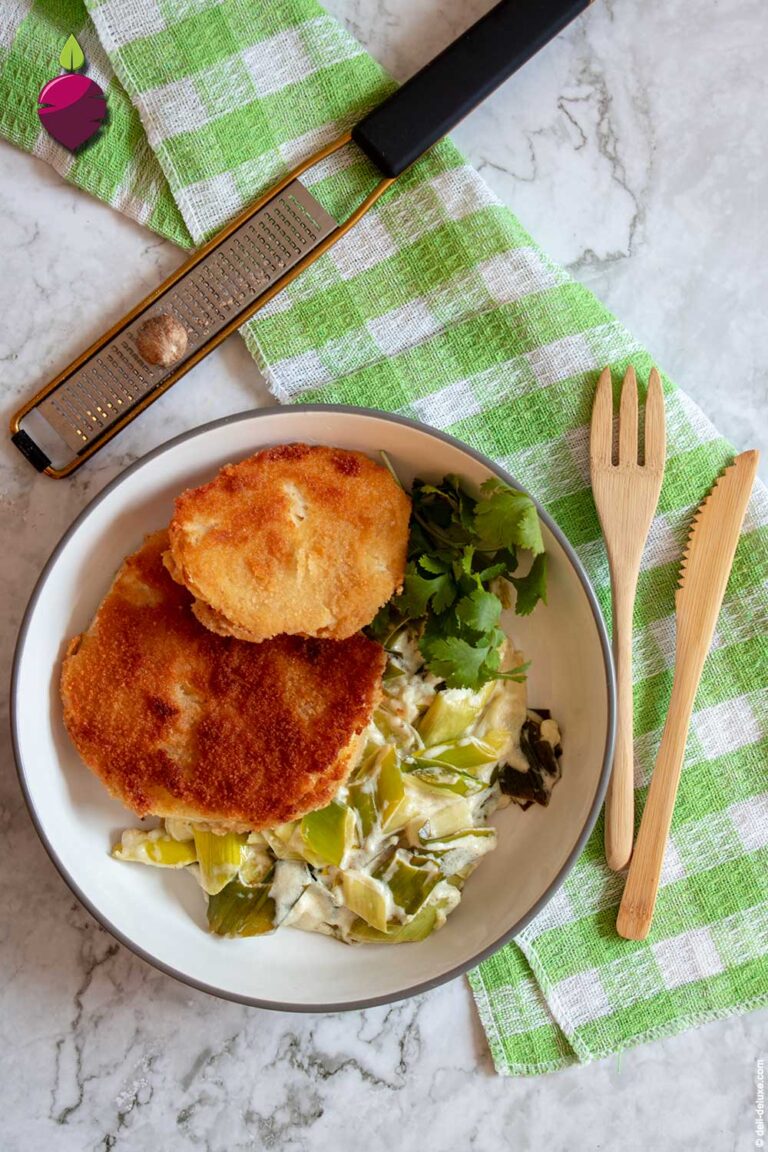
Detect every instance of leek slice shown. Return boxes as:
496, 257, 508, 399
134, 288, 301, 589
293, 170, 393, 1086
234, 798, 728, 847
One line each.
376, 747, 409, 831
207, 866, 276, 930
421, 828, 497, 850
419, 731, 508, 772
371, 706, 418, 750
348, 744, 380, 784
342, 871, 390, 932
378, 851, 442, 917
420, 796, 474, 838
348, 781, 378, 839
286, 880, 351, 938
416, 684, 494, 745
347, 902, 441, 944
300, 801, 355, 867
262, 822, 307, 860
239, 843, 275, 886
113, 828, 196, 868
192, 829, 248, 895
420, 828, 497, 878
207, 874, 276, 936
406, 762, 487, 796
475, 667, 527, 743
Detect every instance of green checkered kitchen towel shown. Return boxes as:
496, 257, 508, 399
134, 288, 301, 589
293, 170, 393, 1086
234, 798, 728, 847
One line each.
2, 0, 766, 1075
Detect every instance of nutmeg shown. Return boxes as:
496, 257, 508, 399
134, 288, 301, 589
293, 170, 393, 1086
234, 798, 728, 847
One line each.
136, 314, 188, 368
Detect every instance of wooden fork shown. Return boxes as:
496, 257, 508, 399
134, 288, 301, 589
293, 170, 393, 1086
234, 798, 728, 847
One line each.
590, 366, 666, 871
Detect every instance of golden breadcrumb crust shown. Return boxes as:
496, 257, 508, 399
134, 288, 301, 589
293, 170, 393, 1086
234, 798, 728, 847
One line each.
165, 443, 411, 642
60, 531, 386, 828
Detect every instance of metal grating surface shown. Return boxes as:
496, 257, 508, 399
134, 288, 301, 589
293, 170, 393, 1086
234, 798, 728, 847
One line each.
38, 181, 336, 454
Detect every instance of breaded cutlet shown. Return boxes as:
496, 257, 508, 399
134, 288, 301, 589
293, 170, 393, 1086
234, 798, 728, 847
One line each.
164, 443, 411, 643
60, 531, 386, 830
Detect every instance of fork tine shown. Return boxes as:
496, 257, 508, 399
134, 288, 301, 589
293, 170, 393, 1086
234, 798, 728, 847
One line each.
590, 367, 613, 468
644, 367, 666, 470
619, 365, 638, 465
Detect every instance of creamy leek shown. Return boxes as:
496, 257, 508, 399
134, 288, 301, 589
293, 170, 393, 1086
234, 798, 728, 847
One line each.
112, 629, 561, 944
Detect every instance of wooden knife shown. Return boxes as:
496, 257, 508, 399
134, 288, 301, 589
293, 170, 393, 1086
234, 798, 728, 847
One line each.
617, 449, 759, 940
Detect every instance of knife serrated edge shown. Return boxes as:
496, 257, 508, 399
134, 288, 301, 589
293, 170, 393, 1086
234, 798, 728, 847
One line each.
675, 449, 759, 663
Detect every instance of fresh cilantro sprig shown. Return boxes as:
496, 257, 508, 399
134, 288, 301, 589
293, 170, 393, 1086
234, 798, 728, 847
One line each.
368, 474, 548, 689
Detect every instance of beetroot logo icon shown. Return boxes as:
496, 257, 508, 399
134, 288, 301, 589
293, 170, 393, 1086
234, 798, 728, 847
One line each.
37, 35, 106, 152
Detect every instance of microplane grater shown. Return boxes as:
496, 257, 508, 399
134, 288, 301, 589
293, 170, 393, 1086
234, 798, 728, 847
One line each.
37, 182, 334, 456
11, 175, 350, 477
11, 0, 596, 477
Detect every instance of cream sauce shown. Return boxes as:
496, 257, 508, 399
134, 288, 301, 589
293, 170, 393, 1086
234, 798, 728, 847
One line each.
122, 625, 562, 943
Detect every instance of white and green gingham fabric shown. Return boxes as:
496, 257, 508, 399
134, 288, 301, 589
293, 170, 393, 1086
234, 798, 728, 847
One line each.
2, 0, 767, 1075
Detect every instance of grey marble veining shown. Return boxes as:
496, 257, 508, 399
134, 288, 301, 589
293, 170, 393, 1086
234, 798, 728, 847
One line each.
1, 1, 766, 1149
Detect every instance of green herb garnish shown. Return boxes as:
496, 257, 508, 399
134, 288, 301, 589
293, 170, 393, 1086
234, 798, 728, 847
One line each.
368, 474, 548, 689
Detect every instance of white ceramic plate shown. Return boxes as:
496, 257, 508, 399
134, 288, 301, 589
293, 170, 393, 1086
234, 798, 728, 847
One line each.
12, 407, 615, 1010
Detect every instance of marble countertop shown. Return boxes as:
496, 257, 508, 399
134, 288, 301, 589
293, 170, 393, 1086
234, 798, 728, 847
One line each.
1, 0, 766, 1148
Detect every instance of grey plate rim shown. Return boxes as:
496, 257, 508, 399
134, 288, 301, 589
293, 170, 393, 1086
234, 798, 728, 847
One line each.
11, 405, 616, 1013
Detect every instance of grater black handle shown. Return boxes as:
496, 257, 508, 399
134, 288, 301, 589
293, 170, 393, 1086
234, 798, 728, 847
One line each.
352, 0, 592, 178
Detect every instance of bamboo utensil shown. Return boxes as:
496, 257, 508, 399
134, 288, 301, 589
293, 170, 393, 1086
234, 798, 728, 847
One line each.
617, 449, 759, 940
590, 366, 666, 871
